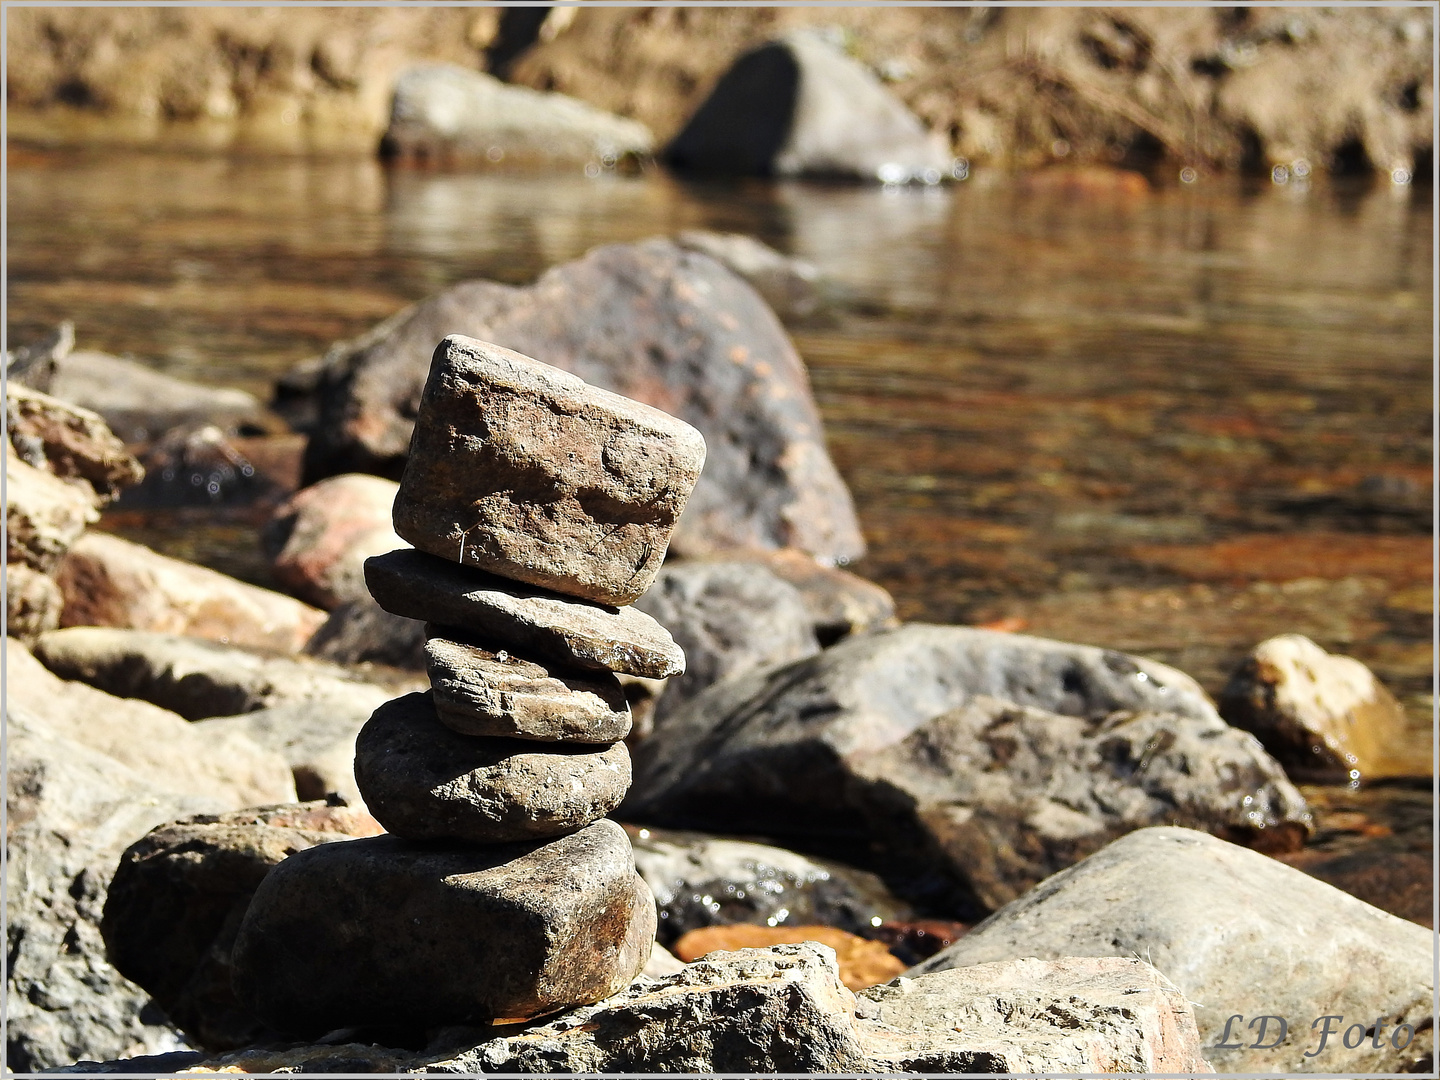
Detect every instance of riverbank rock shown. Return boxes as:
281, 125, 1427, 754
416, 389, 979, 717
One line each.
912, 826, 1435, 1074
33, 626, 394, 720
392, 336, 706, 606
6, 562, 65, 643
667, 30, 951, 182
6, 455, 98, 572
747, 547, 898, 645
263, 474, 403, 609
426, 631, 631, 742
6, 382, 144, 502
673, 924, 905, 991
354, 692, 631, 842
100, 803, 383, 1051
366, 547, 684, 678
860, 956, 1212, 1073
7, 640, 295, 808
230, 820, 655, 1034
633, 560, 819, 725
628, 824, 912, 945
194, 703, 374, 806
383, 62, 654, 166
5, 706, 223, 1071
674, 230, 823, 321
1220, 633, 1416, 780
55, 532, 327, 653
301, 239, 864, 565
627, 624, 1306, 911
48, 349, 274, 443
301, 594, 427, 669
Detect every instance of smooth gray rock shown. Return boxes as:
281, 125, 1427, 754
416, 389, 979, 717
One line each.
4, 707, 226, 1070
426, 630, 632, 743
629, 825, 911, 945
746, 547, 898, 646
667, 30, 952, 182
300, 239, 864, 566
34, 626, 396, 720
674, 230, 823, 321
858, 956, 1212, 1073
384, 62, 654, 166
354, 692, 631, 843
301, 593, 427, 670
230, 821, 656, 1034
100, 803, 382, 1052
365, 547, 684, 678
633, 560, 819, 727
912, 827, 1435, 1074
194, 701, 375, 806
392, 335, 706, 606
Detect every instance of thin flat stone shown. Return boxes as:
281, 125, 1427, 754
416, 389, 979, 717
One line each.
426, 627, 631, 743
390, 335, 706, 606
365, 547, 684, 678
230, 820, 656, 1034
353, 692, 630, 843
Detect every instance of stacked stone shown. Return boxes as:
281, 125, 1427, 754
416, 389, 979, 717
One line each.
231, 335, 706, 1036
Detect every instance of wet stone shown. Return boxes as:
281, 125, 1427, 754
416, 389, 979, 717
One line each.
426, 628, 631, 743
229, 820, 656, 1035
365, 547, 684, 678
353, 692, 630, 843
391, 335, 706, 606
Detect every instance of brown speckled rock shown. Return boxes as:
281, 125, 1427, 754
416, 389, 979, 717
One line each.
365, 547, 684, 678
426, 629, 631, 743
353, 692, 630, 843
391, 335, 705, 606
229, 820, 656, 1034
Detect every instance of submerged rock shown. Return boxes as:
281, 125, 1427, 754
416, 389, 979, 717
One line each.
300, 239, 864, 565
913, 826, 1435, 1074
263, 473, 403, 609
230, 821, 655, 1034
666, 30, 952, 182
119, 423, 281, 509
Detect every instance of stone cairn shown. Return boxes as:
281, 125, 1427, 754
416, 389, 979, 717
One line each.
230, 335, 706, 1035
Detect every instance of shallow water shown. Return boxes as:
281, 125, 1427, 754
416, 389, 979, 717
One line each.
7, 147, 1434, 914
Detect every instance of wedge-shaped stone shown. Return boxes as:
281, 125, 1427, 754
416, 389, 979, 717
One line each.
365, 548, 684, 677
230, 821, 655, 1034
391, 335, 706, 606
427, 628, 631, 743
354, 692, 630, 842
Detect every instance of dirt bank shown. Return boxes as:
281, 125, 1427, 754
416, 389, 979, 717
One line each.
7, 6, 1433, 175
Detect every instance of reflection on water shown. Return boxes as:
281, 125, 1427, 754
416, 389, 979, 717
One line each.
6, 148, 1434, 869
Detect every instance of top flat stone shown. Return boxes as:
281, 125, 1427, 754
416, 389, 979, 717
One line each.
392, 336, 706, 606
365, 548, 684, 678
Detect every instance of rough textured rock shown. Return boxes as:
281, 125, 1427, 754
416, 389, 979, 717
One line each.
100, 803, 383, 1052
913, 826, 1435, 1074
633, 560, 820, 726
230, 820, 655, 1034
263, 473, 404, 609
427, 630, 632, 743
47, 349, 274, 443
4, 705, 223, 1071
7, 639, 296, 808
845, 694, 1312, 910
674, 230, 823, 321
383, 61, 654, 165
354, 692, 630, 842
5, 561, 65, 643
194, 703, 374, 806
55, 532, 328, 653
34, 626, 394, 721
302, 239, 864, 565
667, 30, 952, 181
6, 454, 99, 572
366, 547, 684, 678
301, 594, 427, 670
629, 824, 912, 946
748, 547, 898, 645
859, 956, 1213, 1073
6, 381, 144, 502
673, 924, 905, 991
392, 335, 706, 606
1220, 633, 1416, 780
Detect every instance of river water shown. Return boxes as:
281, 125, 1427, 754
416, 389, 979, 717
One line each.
7, 147, 1434, 919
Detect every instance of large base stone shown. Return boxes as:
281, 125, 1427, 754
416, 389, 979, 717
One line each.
354, 692, 630, 842
231, 820, 655, 1034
